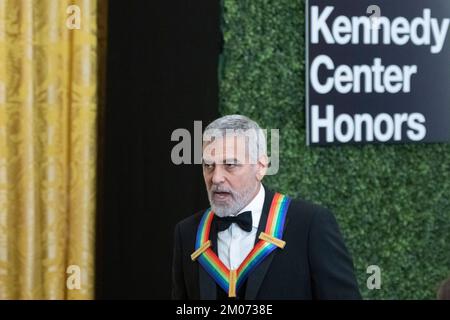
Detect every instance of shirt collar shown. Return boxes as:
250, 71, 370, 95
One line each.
237, 183, 265, 229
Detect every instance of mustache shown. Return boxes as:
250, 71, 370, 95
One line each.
210, 185, 233, 194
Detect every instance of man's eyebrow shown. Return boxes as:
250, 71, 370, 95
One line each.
223, 158, 240, 164
202, 159, 241, 164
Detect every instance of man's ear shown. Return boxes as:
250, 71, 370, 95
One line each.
256, 155, 268, 181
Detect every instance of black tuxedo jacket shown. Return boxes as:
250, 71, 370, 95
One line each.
172, 188, 361, 300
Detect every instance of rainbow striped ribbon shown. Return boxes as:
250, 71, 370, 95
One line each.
193, 192, 291, 297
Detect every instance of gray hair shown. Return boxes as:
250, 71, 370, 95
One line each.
203, 115, 267, 162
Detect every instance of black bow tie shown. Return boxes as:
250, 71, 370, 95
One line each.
215, 211, 253, 232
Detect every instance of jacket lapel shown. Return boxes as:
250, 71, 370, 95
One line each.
199, 217, 218, 300
245, 187, 290, 300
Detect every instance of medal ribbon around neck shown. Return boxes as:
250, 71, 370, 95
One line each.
191, 192, 291, 297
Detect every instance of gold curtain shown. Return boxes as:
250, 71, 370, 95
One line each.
0, 0, 107, 299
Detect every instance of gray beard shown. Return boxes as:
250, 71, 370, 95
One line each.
208, 183, 259, 217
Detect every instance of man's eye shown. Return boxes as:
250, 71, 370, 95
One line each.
225, 163, 237, 168
203, 163, 214, 169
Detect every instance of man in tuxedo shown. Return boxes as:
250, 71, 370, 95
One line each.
172, 115, 361, 300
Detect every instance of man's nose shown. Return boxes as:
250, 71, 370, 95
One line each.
211, 165, 226, 184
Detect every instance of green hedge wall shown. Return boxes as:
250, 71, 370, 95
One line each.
219, 0, 450, 299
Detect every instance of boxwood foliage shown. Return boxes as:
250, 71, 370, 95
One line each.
219, 0, 450, 299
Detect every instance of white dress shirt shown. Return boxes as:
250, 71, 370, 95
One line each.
217, 184, 265, 270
